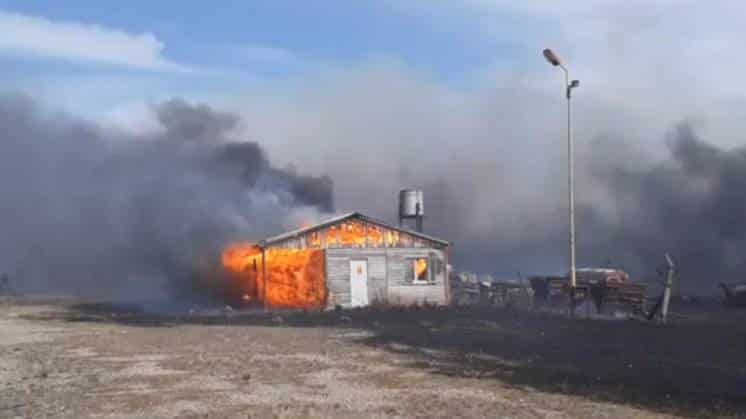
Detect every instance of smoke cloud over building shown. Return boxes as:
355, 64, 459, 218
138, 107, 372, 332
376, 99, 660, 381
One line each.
578, 123, 746, 294
1, 86, 742, 298
0, 94, 333, 299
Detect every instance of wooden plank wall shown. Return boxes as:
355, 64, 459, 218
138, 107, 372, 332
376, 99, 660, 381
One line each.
325, 255, 350, 308
386, 248, 447, 306
325, 249, 386, 308
325, 248, 447, 308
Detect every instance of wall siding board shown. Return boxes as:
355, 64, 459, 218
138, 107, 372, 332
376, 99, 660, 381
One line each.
387, 285, 445, 305
324, 248, 447, 308
325, 250, 386, 307
367, 255, 387, 304
385, 248, 447, 305
326, 256, 351, 307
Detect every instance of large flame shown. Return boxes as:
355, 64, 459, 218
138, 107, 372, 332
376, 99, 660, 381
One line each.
219, 219, 423, 307
414, 258, 428, 281
222, 242, 264, 302
222, 242, 262, 272
326, 222, 366, 247
221, 242, 326, 309
321, 220, 401, 248
264, 248, 326, 308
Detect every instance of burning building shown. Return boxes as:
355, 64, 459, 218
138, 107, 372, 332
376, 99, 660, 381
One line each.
221, 211, 450, 310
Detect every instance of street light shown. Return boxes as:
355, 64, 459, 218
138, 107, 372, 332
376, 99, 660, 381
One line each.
543, 48, 580, 309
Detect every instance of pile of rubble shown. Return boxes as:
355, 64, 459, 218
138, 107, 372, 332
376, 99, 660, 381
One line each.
450, 268, 646, 316
529, 269, 645, 315
450, 272, 533, 308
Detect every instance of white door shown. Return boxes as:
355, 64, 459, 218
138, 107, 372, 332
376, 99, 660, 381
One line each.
349, 260, 369, 307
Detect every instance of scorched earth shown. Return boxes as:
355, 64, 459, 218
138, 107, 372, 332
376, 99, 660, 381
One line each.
1, 297, 745, 418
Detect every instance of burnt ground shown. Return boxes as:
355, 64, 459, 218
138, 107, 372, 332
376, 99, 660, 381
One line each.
1, 297, 745, 418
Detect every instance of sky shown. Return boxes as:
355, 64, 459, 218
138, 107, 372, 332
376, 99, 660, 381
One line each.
2, 1, 746, 288
1, 1, 744, 135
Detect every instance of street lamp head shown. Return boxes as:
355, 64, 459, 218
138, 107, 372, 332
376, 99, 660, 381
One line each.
543, 48, 562, 66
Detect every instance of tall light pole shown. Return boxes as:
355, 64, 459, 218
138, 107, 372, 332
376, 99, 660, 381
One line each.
543, 48, 580, 308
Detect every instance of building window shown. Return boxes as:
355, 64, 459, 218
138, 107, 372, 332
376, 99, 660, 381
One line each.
411, 258, 432, 284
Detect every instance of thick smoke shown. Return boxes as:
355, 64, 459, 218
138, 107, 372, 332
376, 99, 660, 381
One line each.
1, 86, 739, 298
578, 123, 746, 294
415, 122, 743, 295
227, 69, 726, 295
238, 68, 743, 295
0, 94, 332, 299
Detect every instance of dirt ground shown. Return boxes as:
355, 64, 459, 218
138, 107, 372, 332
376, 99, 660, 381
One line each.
1, 297, 745, 419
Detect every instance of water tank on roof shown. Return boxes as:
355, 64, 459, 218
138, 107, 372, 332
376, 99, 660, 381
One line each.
399, 189, 424, 218
399, 189, 424, 232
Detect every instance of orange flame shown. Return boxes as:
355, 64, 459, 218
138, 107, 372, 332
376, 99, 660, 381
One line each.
221, 242, 262, 273
221, 242, 326, 309
414, 258, 428, 281
219, 219, 423, 308
264, 248, 326, 308
222, 242, 264, 302
325, 222, 366, 247
322, 220, 401, 247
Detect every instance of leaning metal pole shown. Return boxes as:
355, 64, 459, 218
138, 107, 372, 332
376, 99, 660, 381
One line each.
661, 253, 675, 324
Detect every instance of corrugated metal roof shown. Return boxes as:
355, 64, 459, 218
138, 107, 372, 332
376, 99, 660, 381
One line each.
260, 212, 449, 247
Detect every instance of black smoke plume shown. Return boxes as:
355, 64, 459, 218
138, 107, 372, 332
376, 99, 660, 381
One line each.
1, 89, 738, 297
418, 122, 743, 295
0, 94, 333, 299
580, 123, 746, 294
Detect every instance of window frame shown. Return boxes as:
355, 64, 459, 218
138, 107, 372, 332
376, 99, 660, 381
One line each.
409, 256, 434, 285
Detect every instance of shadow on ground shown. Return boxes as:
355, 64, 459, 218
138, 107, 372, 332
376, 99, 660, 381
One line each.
17, 298, 746, 418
